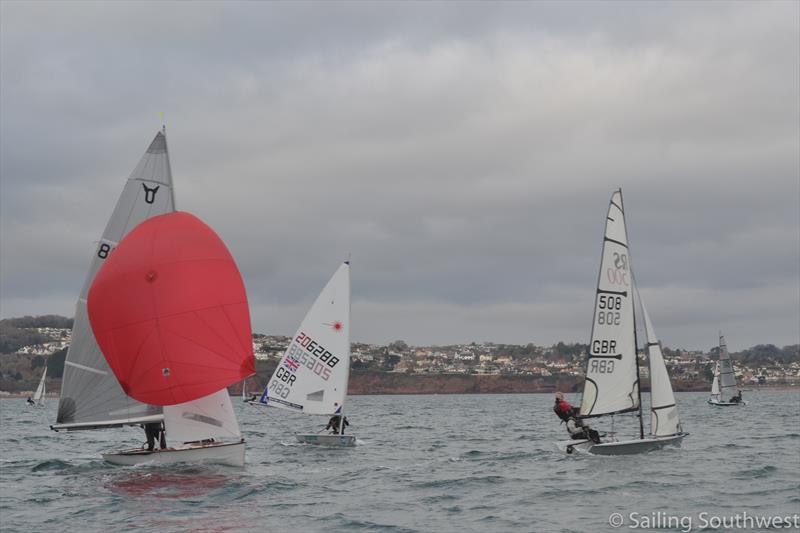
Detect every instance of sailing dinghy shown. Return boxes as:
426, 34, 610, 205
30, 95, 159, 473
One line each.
88, 211, 255, 466
51, 130, 254, 466
556, 189, 688, 455
253, 261, 355, 446
708, 333, 746, 406
31, 366, 47, 407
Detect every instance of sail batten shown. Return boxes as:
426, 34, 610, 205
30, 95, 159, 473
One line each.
55, 130, 175, 428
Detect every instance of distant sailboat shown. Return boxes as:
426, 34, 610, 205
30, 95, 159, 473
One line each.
708, 333, 746, 406
31, 366, 47, 407
88, 212, 255, 466
556, 189, 688, 455
253, 261, 355, 446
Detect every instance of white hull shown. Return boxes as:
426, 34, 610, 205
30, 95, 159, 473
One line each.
708, 398, 747, 406
295, 433, 356, 447
557, 433, 688, 455
102, 440, 245, 466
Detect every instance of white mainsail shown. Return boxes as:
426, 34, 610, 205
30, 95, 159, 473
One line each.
163, 389, 241, 444
260, 262, 351, 416
639, 292, 682, 436
580, 190, 640, 418
717, 333, 738, 402
33, 366, 47, 405
53, 129, 175, 430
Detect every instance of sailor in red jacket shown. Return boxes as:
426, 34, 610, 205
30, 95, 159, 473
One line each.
553, 391, 577, 422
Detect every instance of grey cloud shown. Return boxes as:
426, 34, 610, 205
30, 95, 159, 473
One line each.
1, 1, 798, 351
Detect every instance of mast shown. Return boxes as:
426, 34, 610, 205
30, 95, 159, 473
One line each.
620, 189, 645, 440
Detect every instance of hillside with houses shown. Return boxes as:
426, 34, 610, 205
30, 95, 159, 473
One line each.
1, 315, 797, 396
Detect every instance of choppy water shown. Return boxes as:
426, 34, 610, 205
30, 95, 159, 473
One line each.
1, 392, 798, 532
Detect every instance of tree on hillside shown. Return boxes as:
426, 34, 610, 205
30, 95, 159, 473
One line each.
381, 354, 401, 371
30, 355, 46, 369
1, 315, 73, 329
738, 344, 798, 365
47, 347, 68, 378
388, 340, 408, 353
0, 323, 48, 354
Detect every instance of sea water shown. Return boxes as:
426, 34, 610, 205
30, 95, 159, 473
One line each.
1, 391, 798, 532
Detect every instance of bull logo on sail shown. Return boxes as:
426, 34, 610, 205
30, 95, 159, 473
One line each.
142, 183, 160, 204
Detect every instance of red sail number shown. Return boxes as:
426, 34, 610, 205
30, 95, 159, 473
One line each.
606, 268, 629, 286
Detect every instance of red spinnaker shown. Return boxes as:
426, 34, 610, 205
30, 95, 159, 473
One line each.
87, 211, 255, 406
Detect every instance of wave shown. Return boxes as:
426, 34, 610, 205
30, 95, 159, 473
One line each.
412, 475, 507, 489
734, 465, 778, 479
31, 459, 71, 472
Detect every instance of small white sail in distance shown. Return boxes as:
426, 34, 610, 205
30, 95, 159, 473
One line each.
259, 262, 350, 416
33, 366, 47, 405
710, 362, 720, 399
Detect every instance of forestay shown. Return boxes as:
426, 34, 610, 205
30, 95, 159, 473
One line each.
639, 292, 682, 436
54, 130, 174, 430
163, 389, 241, 444
260, 262, 350, 415
717, 334, 737, 402
580, 190, 639, 418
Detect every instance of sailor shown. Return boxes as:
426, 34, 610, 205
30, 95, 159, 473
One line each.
143, 421, 166, 451
325, 403, 350, 435
730, 390, 743, 403
26, 396, 35, 406
566, 416, 601, 444
553, 392, 578, 422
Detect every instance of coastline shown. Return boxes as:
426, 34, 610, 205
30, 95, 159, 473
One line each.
2, 373, 796, 398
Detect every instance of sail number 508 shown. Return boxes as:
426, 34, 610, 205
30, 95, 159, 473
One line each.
597, 295, 621, 325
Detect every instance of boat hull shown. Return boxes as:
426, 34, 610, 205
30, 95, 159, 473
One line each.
296, 433, 356, 447
557, 433, 688, 455
102, 440, 245, 466
708, 399, 747, 406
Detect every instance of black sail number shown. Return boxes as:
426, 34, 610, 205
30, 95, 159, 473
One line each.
97, 243, 113, 259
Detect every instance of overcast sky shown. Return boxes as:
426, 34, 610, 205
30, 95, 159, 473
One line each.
1, 1, 798, 351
